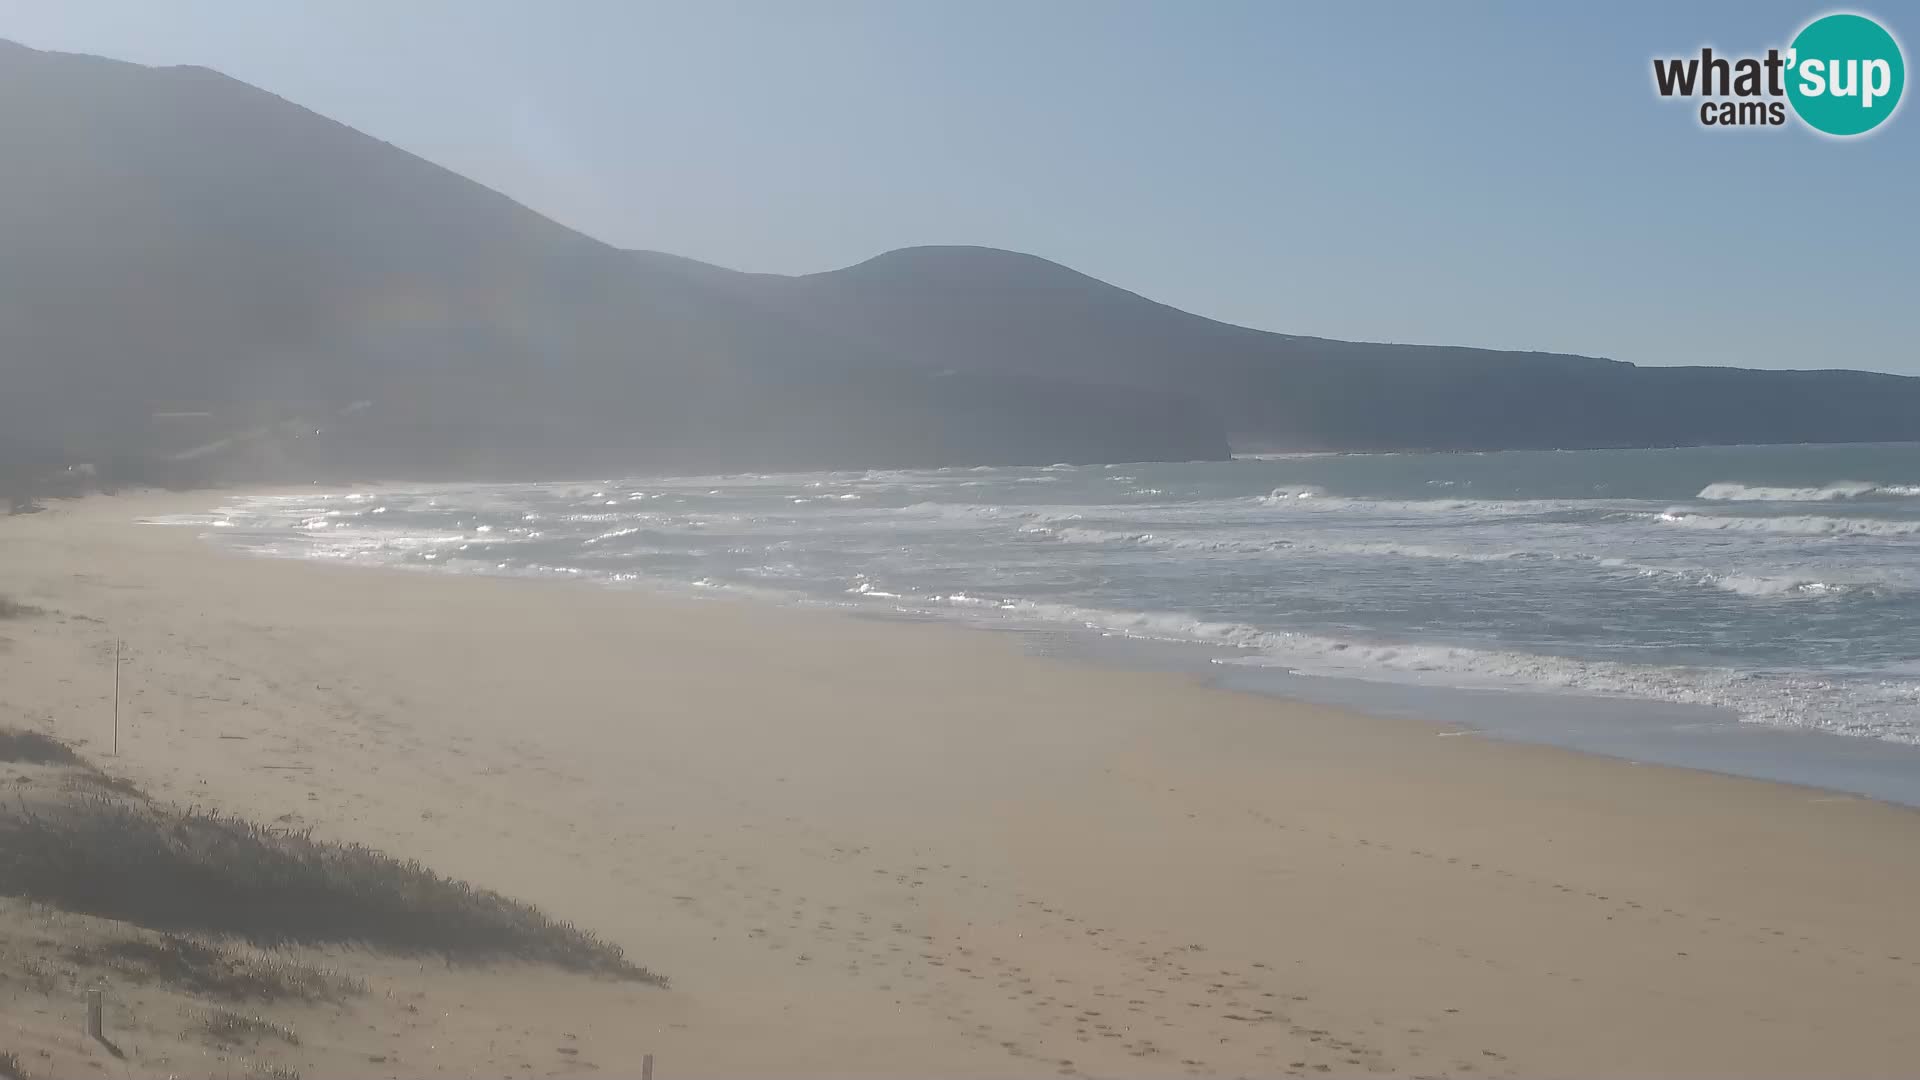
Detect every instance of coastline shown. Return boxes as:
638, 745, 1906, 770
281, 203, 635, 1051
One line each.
1044, 632, 1920, 809
6, 490, 1920, 1076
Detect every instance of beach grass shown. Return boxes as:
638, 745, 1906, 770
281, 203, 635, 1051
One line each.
0, 727, 140, 798
0, 795, 661, 982
200, 1007, 301, 1046
73, 932, 367, 1002
0, 594, 41, 620
0, 734, 660, 984
0, 728, 81, 766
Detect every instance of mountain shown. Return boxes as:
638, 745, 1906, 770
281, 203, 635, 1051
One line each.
0, 39, 1224, 485
727, 245, 1920, 453
5, 39, 1920, 493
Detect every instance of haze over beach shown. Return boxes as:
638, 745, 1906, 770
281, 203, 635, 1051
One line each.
4, 3, 1920, 1078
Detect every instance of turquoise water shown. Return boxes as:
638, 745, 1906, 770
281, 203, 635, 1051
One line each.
174, 443, 1920, 745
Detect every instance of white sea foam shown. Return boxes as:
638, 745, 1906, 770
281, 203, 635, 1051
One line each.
1655, 511, 1920, 537
1258, 485, 1325, 502
140, 513, 237, 528
583, 526, 647, 545
937, 592, 994, 607
1025, 524, 1535, 564
1020, 522, 1913, 597
1256, 489, 1591, 518
1595, 558, 1890, 598
1708, 574, 1848, 598
1695, 481, 1908, 501
893, 501, 1012, 522
980, 598, 1919, 741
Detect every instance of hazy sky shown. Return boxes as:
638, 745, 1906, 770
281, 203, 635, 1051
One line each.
2, 1, 1914, 373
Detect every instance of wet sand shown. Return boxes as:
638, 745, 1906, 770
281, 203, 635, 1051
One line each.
4, 491, 1920, 1077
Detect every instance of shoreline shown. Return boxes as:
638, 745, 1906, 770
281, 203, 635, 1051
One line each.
167, 482, 1920, 808
880, 609, 1920, 810
1107, 634, 1920, 809
7, 490, 1920, 1075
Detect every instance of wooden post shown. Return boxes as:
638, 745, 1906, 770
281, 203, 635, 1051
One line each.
86, 987, 103, 1039
112, 640, 120, 756
641, 1053, 654, 1080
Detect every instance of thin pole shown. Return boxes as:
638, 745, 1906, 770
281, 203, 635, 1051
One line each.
112, 640, 120, 756
642, 1053, 654, 1080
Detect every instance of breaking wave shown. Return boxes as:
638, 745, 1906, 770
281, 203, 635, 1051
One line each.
1708, 574, 1851, 598
1024, 524, 1536, 564
1696, 481, 1920, 502
1029, 525, 1892, 598
1655, 511, 1920, 537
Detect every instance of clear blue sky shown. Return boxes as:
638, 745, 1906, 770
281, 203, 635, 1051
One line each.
1, 1, 1914, 372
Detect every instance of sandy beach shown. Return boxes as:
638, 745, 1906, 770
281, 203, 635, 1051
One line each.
5, 490, 1920, 1078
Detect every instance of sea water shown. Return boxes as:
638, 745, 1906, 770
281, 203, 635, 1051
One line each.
166, 443, 1920, 776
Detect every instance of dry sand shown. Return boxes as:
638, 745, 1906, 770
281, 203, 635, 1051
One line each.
4, 490, 1920, 1078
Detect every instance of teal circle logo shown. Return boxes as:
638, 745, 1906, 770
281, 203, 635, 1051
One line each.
1787, 13, 1905, 136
